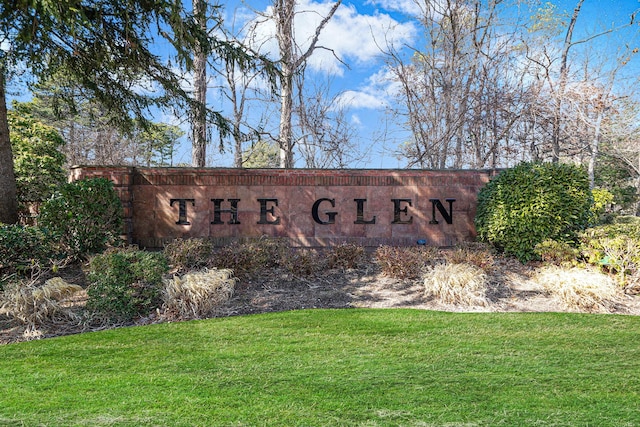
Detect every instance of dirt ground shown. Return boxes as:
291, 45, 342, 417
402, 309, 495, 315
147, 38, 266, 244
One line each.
218, 256, 640, 317
2, 256, 640, 345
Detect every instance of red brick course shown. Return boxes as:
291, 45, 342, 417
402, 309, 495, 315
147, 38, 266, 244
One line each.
69, 166, 498, 248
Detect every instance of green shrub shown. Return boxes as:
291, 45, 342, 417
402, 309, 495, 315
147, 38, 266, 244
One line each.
9, 108, 66, 206
374, 246, 435, 279
326, 243, 367, 270
163, 238, 214, 273
86, 248, 169, 322
589, 188, 615, 225
534, 239, 580, 266
580, 217, 640, 287
0, 224, 59, 278
475, 162, 592, 263
39, 178, 123, 259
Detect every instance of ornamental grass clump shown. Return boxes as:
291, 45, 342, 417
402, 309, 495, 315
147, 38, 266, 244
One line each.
443, 242, 495, 271
534, 266, 621, 313
162, 269, 236, 320
423, 263, 489, 306
0, 277, 83, 328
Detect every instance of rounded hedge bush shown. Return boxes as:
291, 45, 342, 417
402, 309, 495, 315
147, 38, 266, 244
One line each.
475, 162, 592, 263
39, 178, 123, 259
86, 248, 169, 322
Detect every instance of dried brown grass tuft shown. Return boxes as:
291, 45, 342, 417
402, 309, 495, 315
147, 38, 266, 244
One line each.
162, 268, 236, 320
0, 277, 83, 327
375, 246, 437, 279
533, 266, 622, 313
423, 263, 490, 306
442, 242, 495, 271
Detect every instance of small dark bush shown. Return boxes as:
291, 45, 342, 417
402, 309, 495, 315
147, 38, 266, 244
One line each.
210, 238, 290, 279
86, 248, 169, 322
326, 243, 367, 270
284, 249, 323, 277
374, 246, 435, 279
0, 224, 59, 278
163, 238, 214, 273
39, 178, 123, 259
475, 162, 592, 263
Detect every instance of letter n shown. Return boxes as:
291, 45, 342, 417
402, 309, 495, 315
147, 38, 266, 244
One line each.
429, 198, 455, 224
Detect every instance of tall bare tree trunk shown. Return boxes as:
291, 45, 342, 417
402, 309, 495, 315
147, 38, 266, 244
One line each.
276, 0, 295, 168
551, 0, 584, 162
192, 0, 208, 167
0, 70, 18, 224
587, 109, 603, 189
274, 0, 340, 168
279, 65, 295, 168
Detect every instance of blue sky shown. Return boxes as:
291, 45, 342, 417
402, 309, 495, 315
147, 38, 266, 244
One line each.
163, 0, 638, 168
10, 0, 640, 168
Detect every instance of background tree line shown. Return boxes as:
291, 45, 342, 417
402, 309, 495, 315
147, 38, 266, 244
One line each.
1, 0, 639, 225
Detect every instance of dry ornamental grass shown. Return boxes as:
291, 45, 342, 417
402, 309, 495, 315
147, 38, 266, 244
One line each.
162, 268, 236, 320
533, 266, 622, 313
423, 263, 490, 307
0, 277, 83, 328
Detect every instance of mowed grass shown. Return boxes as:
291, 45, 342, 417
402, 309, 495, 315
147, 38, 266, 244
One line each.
1, 309, 639, 426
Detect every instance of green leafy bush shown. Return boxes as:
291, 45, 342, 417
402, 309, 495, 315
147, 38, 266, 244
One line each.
86, 248, 169, 322
534, 239, 580, 266
163, 238, 214, 273
580, 217, 640, 286
374, 246, 435, 279
589, 188, 615, 225
0, 224, 59, 278
39, 178, 123, 259
9, 109, 66, 206
475, 162, 592, 263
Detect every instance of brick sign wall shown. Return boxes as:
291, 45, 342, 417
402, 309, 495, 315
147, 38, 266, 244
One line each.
69, 167, 497, 248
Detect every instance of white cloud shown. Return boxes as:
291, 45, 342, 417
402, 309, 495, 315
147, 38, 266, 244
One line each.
335, 67, 400, 110
336, 90, 387, 109
240, 0, 417, 75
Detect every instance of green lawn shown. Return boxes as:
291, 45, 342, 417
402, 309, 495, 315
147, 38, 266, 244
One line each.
1, 309, 639, 426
